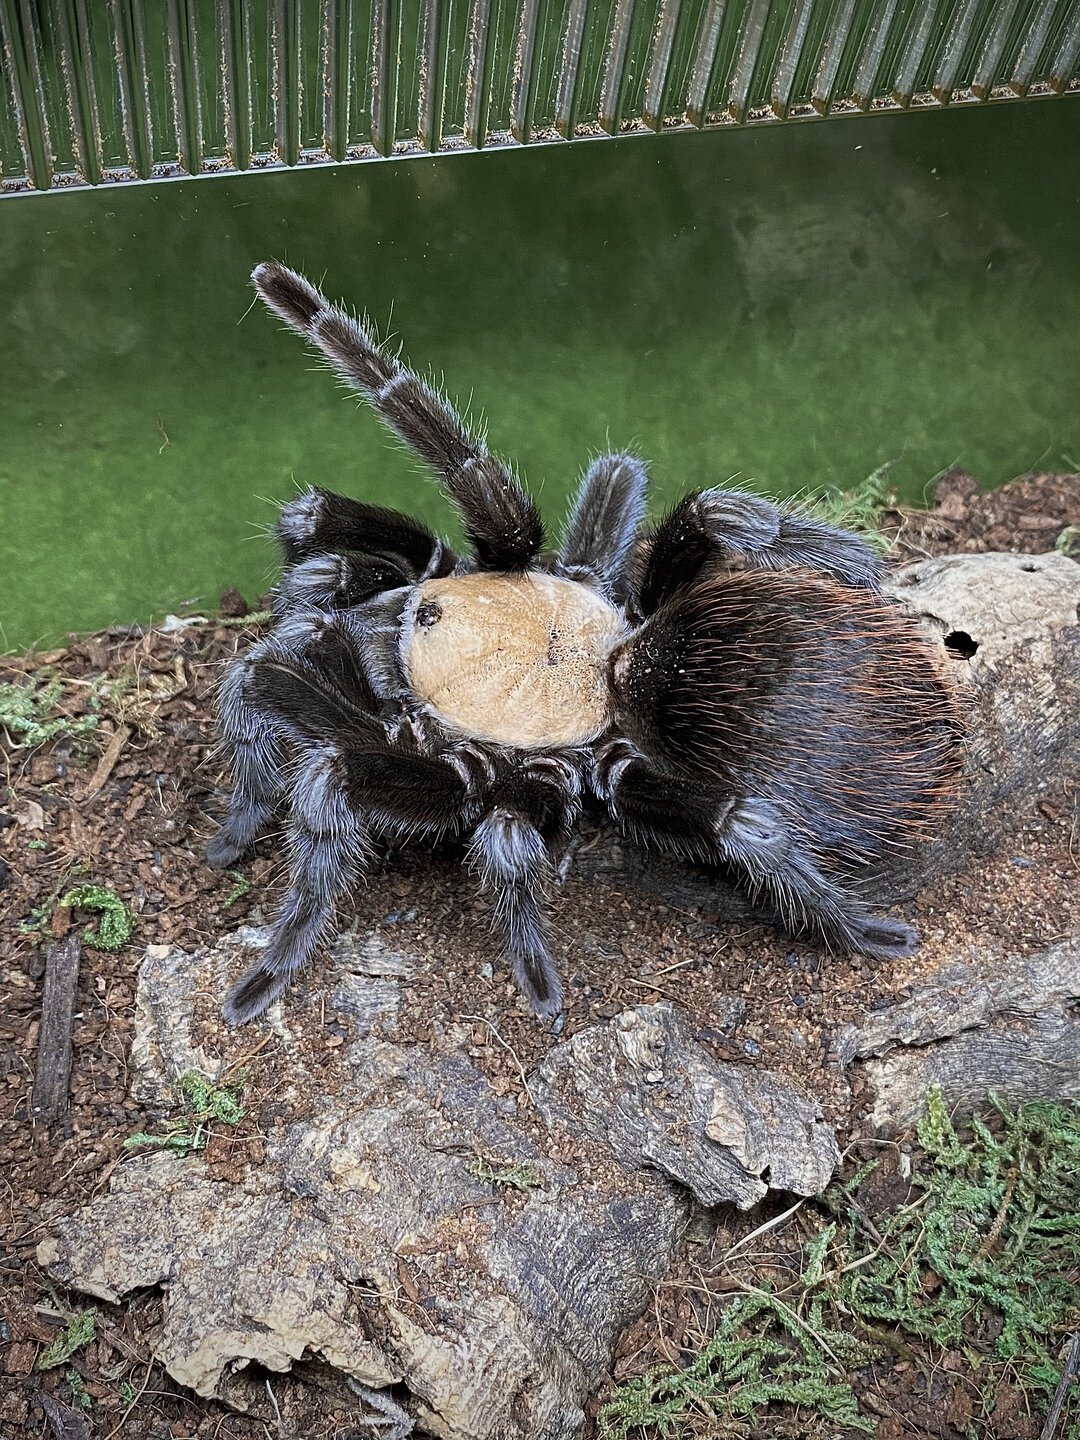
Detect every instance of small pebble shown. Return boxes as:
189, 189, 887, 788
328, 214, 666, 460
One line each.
742, 1038, 760, 1058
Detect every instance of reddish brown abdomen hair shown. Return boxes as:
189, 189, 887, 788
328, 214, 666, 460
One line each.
612, 570, 963, 865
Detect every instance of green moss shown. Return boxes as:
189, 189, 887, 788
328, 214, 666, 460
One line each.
803, 462, 895, 553
123, 1069, 249, 1156
60, 884, 135, 951
467, 1157, 544, 1192
598, 1094, 1080, 1439
0, 675, 99, 748
37, 1308, 96, 1371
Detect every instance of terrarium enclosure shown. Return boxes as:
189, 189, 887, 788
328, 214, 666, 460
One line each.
2, 4, 1080, 1440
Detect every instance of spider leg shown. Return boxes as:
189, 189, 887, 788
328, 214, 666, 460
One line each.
223, 742, 372, 1024
717, 797, 917, 960
207, 645, 291, 870
207, 613, 382, 869
596, 743, 732, 862
601, 751, 916, 960
468, 762, 580, 1018
272, 551, 413, 617
276, 487, 456, 576
225, 742, 479, 1025
638, 489, 881, 613
558, 453, 649, 597
253, 263, 544, 570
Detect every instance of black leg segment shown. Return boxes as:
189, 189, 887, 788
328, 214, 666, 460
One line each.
276, 487, 455, 576
253, 263, 544, 570
638, 488, 882, 613
558, 453, 649, 596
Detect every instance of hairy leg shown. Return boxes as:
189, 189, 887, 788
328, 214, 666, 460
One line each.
207, 647, 290, 870
223, 743, 371, 1024
638, 489, 881, 613
601, 751, 915, 960
272, 551, 413, 618
717, 797, 917, 960
225, 743, 478, 1024
558, 453, 649, 597
207, 612, 384, 869
275, 486, 456, 575
468, 761, 580, 1018
597, 744, 733, 861
254, 263, 544, 570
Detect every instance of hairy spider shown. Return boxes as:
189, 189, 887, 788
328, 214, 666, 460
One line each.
209, 262, 962, 1026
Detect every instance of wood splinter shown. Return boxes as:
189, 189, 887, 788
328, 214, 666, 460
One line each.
31, 933, 82, 1124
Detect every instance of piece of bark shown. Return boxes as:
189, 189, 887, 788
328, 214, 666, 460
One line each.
39, 932, 839, 1439
534, 1002, 839, 1208
886, 549, 1080, 874
839, 936, 1080, 1131
31, 934, 82, 1123
32, 1391, 90, 1440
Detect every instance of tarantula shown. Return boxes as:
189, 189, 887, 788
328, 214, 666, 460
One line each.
208, 261, 961, 1026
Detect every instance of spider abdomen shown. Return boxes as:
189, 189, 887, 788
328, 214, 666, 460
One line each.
404, 571, 626, 748
612, 569, 962, 860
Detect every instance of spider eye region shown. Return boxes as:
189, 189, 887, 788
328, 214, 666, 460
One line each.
405, 572, 625, 749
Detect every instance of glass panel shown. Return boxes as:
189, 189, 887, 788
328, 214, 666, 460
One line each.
2, 98, 1078, 648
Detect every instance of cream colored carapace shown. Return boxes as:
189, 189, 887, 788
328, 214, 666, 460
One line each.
404, 572, 627, 748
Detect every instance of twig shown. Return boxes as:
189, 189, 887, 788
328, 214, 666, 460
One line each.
728, 1281, 844, 1368
460, 1014, 535, 1105
720, 1198, 804, 1263
82, 722, 132, 802
31, 933, 82, 1122
622, 975, 691, 1004
1039, 1333, 1080, 1440
102, 1358, 155, 1440
975, 1164, 1018, 1260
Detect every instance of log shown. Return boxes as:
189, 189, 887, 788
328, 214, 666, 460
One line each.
839, 937, 1080, 1131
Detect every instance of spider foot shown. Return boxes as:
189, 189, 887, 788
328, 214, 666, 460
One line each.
206, 829, 249, 870
843, 912, 918, 961
223, 960, 290, 1027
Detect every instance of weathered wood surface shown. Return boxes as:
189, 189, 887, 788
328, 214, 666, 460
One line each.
31, 934, 82, 1123
887, 550, 1080, 872
41, 935, 836, 1438
839, 936, 1080, 1131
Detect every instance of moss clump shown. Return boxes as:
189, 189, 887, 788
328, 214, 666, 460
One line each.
467, 1156, 544, 1192
60, 883, 135, 951
598, 1093, 1080, 1439
0, 675, 99, 748
37, 1308, 96, 1371
123, 1069, 249, 1156
805, 462, 895, 553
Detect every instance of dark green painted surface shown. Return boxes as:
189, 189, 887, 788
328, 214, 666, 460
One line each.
1, 96, 1078, 649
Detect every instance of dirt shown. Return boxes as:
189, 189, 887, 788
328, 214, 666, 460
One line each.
2, 469, 1078, 1440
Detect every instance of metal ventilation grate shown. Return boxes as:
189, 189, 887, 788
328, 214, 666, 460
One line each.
2, 0, 1078, 193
